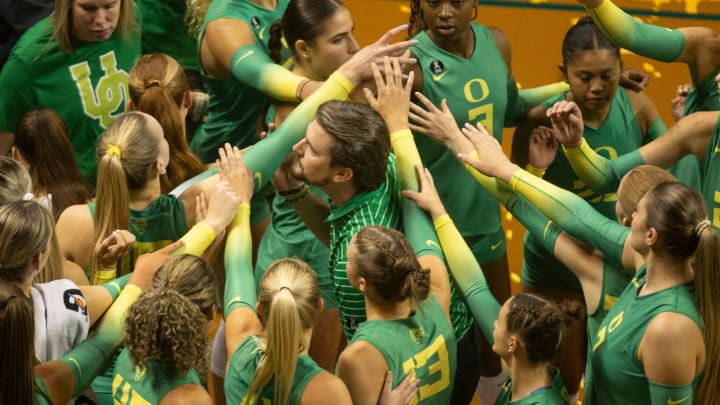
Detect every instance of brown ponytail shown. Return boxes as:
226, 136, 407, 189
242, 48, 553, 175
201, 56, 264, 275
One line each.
0, 284, 35, 405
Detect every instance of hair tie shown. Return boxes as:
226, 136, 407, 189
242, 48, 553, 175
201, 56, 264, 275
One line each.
22, 192, 34, 201
106, 144, 122, 158
144, 80, 161, 90
694, 219, 712, 236
279, 286, 293, 294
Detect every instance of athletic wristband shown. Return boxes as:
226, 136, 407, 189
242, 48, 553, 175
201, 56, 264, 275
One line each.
278, 183, 308, 196
328, 71, 353, 94
525, 163, 547, 178
175, 222, 217, 257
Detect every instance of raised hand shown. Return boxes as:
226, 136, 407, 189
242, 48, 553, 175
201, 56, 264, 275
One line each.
130, 240, 184, 289
671, 84, 690, 122
203, 181, 243, 235
365, 57, 414, 133
402, 165, 447, 220
409, 93, 465, 148
457, 123, 517, 182
620, 67, 650, 91
528, 126, 558, 170
95, 229, 136, 269
546, 100, 585, 148
338, 25, 417, 85
217, 143, 254, 203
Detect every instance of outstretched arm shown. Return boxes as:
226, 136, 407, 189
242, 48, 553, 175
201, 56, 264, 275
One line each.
578, 0, 720, 85
403, 167, 500, 343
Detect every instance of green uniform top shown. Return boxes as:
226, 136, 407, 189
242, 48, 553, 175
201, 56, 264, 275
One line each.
523, 88, 645, 291
585, 266, 703, 405
350, 294, 458, 405
583, 257, 632, 395
89, 194, 188, 276
684, 65, 720, 114
411, 22, 523, 238
34, 378, 52, 405
111, 348, 202, 404
0, 17, 140, 185
327, 153, 403, 339
136, 0, 199, 71
191, 0, 291, 163
225, 335, 324, 404
702, 115, 720, 229
494, 368, 568, 405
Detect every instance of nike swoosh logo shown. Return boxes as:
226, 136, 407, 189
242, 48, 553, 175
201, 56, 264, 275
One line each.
233, 50, 255, 69
258, 26, 266, 40
490, 240, 503, 250
254, 172, 263, 190
432, 70, 450, 82
426, 240, 441, 249
667, 396, 689, 405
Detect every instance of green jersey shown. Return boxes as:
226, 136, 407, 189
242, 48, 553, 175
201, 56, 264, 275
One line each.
191, 0, 291, 163
585, 266, 703, 404
136, 0, 199, 71
704, 116, 720, 229
350, 294, 457, 405
225, 335, 324, 404
494, 368, 568, 405
411, 22, 523, 239
523, 88, 646, 291
89, 194, 188, 276
111, 348, 202, 404
0, 17, 140, 186
327, 154, 403, 338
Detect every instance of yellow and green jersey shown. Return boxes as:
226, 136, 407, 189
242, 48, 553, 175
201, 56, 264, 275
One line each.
349, 294, 457, 405
112, 349, 202, 404
585, 266, 703, 404
523, 88, 646, 292
0, 17, 140, 185
410, 22, 524, 240
191, 0, 291, 163
224, 336, 324, 404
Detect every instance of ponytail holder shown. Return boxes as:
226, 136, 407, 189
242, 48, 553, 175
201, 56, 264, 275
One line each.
144, 80, 161, 90
22, 192, 34, 201
279, 286, 294, 294
694, 219, 712, 236
106, 144, 122, 158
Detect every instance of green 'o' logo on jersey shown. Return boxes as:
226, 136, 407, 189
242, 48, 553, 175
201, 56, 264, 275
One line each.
69, 51, 129, 129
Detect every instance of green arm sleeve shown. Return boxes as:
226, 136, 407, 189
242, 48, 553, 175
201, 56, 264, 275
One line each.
434, 214, 500, 343
562, 138, 645, 194
98, 273, 132, 300
505, 194, 562, 257
504, 75, 525, 126
169, 71, 352, 197
645, 117, 667, 142
648, 380, 693, 405
518, 81, 571, 110
59, 284, 143, 397
230, 45, 305, 102
508, 169, 629, 265
392, 129, 444, 259
223, 203, 257, 319
587, 0, 686, 63
173, 222, 217, 257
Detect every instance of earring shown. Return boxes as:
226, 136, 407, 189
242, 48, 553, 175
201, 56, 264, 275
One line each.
304, 53, 311, 63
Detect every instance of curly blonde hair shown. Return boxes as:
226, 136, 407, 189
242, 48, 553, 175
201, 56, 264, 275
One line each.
124, 255, 216, 383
